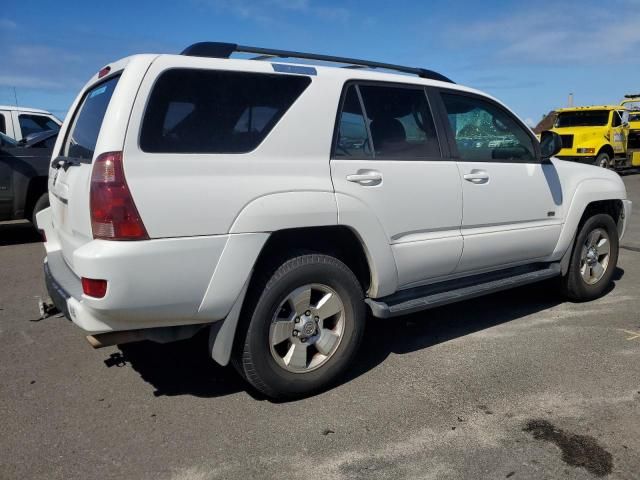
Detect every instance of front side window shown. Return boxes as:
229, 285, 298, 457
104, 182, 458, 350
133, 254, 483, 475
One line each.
334, 85, 372, 158
63, 75, 120, 161
140, 69, 311, 153
19, 114, 60, 139
359, 85, 440, 159
441, 93, 536, 162
612, 111, 624, 127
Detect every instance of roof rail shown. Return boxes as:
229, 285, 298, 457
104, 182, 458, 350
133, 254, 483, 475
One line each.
180, 42, 454, 83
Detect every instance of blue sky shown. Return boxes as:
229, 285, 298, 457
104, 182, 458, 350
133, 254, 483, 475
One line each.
2, 0, 639, 126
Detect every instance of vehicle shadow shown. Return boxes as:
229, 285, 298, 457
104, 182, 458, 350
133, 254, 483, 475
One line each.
618, 168, 640, 177
110, 272, 623, 401
0, 221, 42, 246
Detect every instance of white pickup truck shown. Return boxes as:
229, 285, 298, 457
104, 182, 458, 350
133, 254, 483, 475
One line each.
38, 42, 632, 399
0, 105, 61, 141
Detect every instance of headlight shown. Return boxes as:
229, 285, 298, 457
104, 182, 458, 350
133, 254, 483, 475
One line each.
576, 148, 596, 154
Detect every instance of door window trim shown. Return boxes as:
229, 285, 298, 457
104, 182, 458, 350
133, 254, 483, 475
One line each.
331, 79, 444, 161
432, 88, 542, 163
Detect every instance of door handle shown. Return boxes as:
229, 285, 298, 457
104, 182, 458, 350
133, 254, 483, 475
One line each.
346, 170, 383, 186
463, 171, 489, 184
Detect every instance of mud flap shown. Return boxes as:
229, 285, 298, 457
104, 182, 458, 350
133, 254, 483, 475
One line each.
208, 276, 250, 366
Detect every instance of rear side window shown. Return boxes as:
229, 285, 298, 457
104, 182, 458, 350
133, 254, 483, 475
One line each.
63, 75, 120, 161
0, 114, 5, 134
140, 69, 311, 153
359, 85, 440, 159
335, 85, 373, 158
19, 114, 59, 138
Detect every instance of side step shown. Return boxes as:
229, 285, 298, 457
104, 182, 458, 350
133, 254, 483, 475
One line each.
366, 263, 561, 318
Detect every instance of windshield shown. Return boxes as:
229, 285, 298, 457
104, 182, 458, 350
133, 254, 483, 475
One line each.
555, 110, 610, 127
62, 75, 120, 161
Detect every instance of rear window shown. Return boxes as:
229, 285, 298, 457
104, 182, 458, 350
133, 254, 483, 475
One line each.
62, 75, 120, 161
140, 69, 311, 153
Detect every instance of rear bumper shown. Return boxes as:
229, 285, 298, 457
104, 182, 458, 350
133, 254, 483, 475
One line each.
37, 207, 268, 334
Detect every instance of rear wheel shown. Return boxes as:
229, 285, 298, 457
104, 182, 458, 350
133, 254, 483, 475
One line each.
234, 254, 365, 399
561, 213, 619, 301
595, 152, 611, 169
31, 193, 49, 228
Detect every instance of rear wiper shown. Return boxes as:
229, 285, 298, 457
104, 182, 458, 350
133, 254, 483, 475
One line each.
51, 158, 81, 171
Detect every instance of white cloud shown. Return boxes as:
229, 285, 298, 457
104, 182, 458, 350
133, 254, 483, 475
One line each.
0, 18, 17, 30
450, 3, 640, 65
195, 0, 352, 24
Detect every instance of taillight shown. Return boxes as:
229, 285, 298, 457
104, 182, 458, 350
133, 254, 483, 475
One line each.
82, 277, 108, 298
90, 151, 149, 240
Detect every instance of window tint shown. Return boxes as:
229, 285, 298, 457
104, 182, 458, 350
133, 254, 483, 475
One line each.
359, 85, 440, 159
0, 114, 5, 134
140, 69, 311, 153
63, 75, 120, 161
19, 115, 59, 139
441, 93, 536, 162
334, 85, 372, 158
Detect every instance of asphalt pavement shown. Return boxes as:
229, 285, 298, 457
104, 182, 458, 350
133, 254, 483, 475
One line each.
1, 173, 639, 480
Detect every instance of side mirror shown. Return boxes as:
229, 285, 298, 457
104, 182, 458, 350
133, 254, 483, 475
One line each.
539, 130, 563, 160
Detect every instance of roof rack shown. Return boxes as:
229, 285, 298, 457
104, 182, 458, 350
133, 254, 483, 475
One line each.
180, 42, 454, 83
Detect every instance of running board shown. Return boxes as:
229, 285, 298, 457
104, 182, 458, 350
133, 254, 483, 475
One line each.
366, 263, 561, 318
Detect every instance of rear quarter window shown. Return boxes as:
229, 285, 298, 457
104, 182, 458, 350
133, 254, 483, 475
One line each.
62, 75, 120, 161
139, 69, 311, 154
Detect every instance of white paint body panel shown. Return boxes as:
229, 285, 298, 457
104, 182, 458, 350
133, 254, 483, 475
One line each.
455, 161, 563, 272
331, 159, 463, 289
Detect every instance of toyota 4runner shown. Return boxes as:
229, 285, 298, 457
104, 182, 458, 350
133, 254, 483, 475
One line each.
38, 42, 632, 399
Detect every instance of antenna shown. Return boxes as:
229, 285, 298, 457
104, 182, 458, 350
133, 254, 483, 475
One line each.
12, 87, 19, 108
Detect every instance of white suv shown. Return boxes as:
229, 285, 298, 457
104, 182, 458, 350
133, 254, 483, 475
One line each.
39, 42, 632, 399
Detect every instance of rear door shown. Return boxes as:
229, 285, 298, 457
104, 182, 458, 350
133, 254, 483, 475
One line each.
331, 82, 463, 288
436, 90, 563, 273
49, 75, 121, 268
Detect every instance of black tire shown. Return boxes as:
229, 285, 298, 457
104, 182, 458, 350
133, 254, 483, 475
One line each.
234, 254, 365, 399
561, 213, 619, 301
595, 152, 611, 169
31, 193, 49, 228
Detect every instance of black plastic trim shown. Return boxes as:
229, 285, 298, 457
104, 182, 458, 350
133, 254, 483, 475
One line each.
181, 42, 454, 83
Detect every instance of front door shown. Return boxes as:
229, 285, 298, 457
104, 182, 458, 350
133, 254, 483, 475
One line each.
437, 91, 563, 273
331, 83, 463, 289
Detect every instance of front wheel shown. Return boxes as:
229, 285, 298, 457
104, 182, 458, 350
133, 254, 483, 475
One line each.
234, 254, 365, 399
595, 152, 611, 169
561, 213, 619, 301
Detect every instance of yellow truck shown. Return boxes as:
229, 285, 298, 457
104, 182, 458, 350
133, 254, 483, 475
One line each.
620, 94, 640, 167
549, 105, 629, 168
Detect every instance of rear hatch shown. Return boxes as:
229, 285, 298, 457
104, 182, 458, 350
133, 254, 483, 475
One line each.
49, 74, 121, 270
